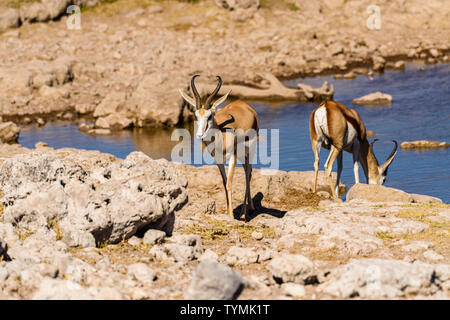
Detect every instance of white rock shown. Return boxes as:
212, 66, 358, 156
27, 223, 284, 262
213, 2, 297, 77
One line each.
199, 249, 219, 262
352, 92, 393, 105
225, 246, 259, 265
184, 260, 244, 300
282, 283, 306, 297
127, 263, 157, 283
143, 229, 166, 245
268, 254, 315, 284
321, 258, 446, 298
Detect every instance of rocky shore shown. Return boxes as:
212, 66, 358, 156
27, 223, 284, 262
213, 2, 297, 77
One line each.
0, 144, 448, 300
0, 0, 449, 133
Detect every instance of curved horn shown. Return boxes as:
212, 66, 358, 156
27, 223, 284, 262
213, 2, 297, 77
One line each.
381, 140, 398, 172
190, 74, 201, 108
370, 139, 379, 149
205, 76, 223, 109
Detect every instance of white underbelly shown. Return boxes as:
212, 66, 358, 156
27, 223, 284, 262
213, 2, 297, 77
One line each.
314, 105, 329, 140
343, 121, 357, 148
314, 105, 357, 148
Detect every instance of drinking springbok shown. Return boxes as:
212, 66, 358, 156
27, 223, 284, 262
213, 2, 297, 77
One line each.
179, 75, 259, 219
309, 100, 397, 197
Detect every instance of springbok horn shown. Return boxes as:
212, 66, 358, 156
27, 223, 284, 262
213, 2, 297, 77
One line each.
381, 140, 398, 172
191, 74, 201, 108
205, 76, 223, 109
370, 139, 379, 149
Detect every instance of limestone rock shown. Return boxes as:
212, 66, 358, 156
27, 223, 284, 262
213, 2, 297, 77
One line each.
346, 184, 442, 204
401, 140, 450, 150
93, 92, 127, 118
0, 8, 20, 31
143, 229, 166, 245
127, 263, 157, 283
268, 254, 315, 284
0, 122, 20, 143
95, 114, 133, 131
0, 150, 188, 245
352, 92, 392, 105
184, 260, 244, 300
225, 246, 259, 265
282, 283, 306, 297
321, 259, 448, 298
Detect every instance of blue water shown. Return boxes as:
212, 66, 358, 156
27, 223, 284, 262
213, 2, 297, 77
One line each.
19, 63, 450, 202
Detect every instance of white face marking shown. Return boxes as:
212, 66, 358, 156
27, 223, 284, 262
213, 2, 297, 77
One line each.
195, 109, 213, 140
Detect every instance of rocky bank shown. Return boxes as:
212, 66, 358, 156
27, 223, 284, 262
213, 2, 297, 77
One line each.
0, 144, 449, 300
0, 0, 449, 132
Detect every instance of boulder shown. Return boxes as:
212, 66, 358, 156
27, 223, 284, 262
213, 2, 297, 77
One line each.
93, 92, 127, 118
0, 150, 188, 246
143, 229, 166, 245
346, 184, 442, 204
95, 114, 133, 130
127, 263, 157, 283
321, 258, 450, 298
184, 260, 244, 300
401, 140, 450, 150
20, 0, 70, 23
225, 246, 259, 265
125, 74, 184, 127
282, 283, 306, 297
0, 122, 20, 143
267, 254, 315, 284
199, 249, 219, 262
0, 7, 20, 31
352, 92, 392, 105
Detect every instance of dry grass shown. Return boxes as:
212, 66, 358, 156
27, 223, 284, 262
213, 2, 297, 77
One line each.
47, 218, 63, 241
4, 0, 36, 9
181, 216, 276, 245
376, 204, 450, 246
269, 189, 326, 211
376, 231, 396, 240
17, 230, 34, 242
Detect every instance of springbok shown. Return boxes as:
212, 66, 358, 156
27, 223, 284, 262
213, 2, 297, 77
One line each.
309, 100, 397, 197
179, 75, 259, 219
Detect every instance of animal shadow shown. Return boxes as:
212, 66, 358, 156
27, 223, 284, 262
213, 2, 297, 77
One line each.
234, 192, 286, 221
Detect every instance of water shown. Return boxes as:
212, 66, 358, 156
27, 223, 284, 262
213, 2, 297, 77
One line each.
19, 63, 450, 202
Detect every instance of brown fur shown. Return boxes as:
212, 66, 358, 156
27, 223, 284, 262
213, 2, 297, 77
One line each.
309, 100, 395, 196
323, 101, 366, 149
214, 100, 259, 132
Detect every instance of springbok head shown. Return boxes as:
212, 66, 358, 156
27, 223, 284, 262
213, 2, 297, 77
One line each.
179, 75, 231, 140
368, 139, 398, 185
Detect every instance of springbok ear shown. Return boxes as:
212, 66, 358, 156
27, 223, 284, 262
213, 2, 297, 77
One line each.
178, 89, 197, 111
211, 89, 231, 111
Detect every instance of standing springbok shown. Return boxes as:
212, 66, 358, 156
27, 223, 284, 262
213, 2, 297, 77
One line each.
179, 75, 259, 219
309, 100, 398, 197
